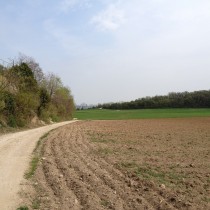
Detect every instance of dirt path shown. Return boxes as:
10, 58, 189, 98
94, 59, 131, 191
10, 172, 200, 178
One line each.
0, 121, 76, 210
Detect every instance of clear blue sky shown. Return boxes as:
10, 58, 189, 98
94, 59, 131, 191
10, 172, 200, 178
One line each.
1, 0, 210, 104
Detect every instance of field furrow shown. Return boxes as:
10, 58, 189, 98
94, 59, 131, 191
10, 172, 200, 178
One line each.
23, 118, 210, 210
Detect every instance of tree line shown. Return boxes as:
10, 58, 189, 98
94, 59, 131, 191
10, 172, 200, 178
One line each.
0, 54, 75, 127
98, 90, 210, 110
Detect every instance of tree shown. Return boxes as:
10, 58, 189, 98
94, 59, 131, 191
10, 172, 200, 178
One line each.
42, 73, 62, 98
51, 86, 75, 120
1, 54, 75, 127
18, 53, 44, 85
0, 64, 4, 72
0, 70, 7, 94
99, 90, 210, 109
37, 88, 50, 117
10, 63, 38, 92
1, 63, 40, 126
0, 66, 14, 94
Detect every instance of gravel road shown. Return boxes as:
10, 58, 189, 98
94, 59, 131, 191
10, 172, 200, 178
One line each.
0, 121, 76, 210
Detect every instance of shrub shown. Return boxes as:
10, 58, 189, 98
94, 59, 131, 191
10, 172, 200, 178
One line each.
8, 115, 17, 127
4, 92, 16, 115
17, 206, 29, 210
0, 100, 5, 111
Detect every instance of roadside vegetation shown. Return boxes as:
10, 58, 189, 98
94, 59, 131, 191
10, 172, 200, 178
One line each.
25, 130, 52, 179
17, 206, 29, 210
75, 108, 210, 120
0, 54, 75, 128
19, 131, 51, 210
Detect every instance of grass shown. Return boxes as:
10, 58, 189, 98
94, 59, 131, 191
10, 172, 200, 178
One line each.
21, 132, 51, 209
101, 199, 111, 207
120, 162, 185, 186
16, 206, 29, 210
24, 156, 39, 179
25, 131, 50, 179
33, 131, 51, 153
17, 198, 40, 210
203, 197, 210, 203
74, 108, 210, 120
32, 198, 40, 209
96, 147, 113, 155
17, 132, 50, 210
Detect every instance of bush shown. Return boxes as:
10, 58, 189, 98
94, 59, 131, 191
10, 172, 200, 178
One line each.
4, 92, 16, 115
8, 115, 17, 127
37, 88, 50, 117
16, 116, 27, 127
17, 206, 29, 210
1, 57, 75, 128
50, 114, 60, 122
0, 100, 5, 111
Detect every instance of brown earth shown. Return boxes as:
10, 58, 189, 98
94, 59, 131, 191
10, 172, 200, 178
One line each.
23, 118, 210, 210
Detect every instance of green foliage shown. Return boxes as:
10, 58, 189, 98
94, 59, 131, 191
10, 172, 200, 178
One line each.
24, 156, 39, 179
11, 63, 38, 92
120, 162, 185, 185
8, 115, 17, 127
15, 63, 34, 77
0, 64, 4, 72
16, 92, 39, 112
16, 206, 29, 210
32, 198, 40, 209
4, 92, 16, 115
16, 116, 28, 127
15, 92, 39, 126
39, 88, 50, 109
99, 90, 210, 110
50, 86, 75, 121
0, 55, 75, 128
101, 199, 111, 207
50, 114, 60, 122
0, 99, 5, 110
37, 87, 50, 118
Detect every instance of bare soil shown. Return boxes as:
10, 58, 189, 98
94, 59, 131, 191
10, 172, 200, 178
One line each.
24, 118, 210, 210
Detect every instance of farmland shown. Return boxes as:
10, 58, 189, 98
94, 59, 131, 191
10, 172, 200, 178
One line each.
22, 118, 210, 210
75, 108, 210, 120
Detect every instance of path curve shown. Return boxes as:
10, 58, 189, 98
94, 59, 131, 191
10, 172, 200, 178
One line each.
0, 121, 76, 210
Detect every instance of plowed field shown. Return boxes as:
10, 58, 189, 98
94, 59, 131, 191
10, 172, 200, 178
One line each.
23, 118, 210, 210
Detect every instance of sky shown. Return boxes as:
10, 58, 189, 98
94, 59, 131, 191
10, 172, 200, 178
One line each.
0, 0, 210, 105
